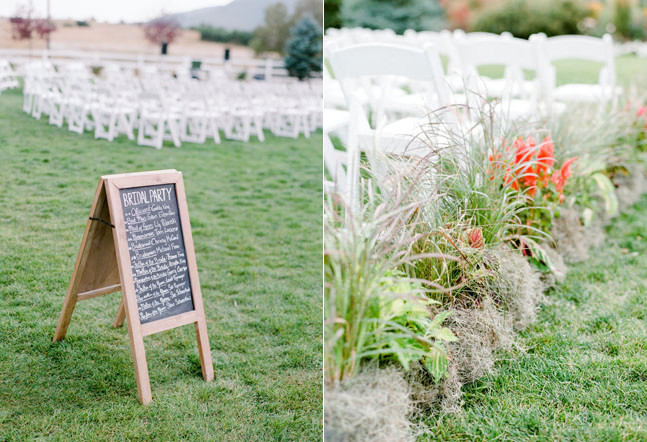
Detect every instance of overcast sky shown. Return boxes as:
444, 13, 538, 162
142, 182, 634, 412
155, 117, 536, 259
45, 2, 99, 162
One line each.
0, 0, 232, 23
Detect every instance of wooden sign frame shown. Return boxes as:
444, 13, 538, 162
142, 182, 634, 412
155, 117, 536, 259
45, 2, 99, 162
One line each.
53, 170, 213, 404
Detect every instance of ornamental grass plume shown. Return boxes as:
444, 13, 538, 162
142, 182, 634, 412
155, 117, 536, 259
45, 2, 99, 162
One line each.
324, 176, 456, 385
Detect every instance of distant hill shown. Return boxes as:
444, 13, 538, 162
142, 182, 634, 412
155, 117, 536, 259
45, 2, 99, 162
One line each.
169, 0, 299, 31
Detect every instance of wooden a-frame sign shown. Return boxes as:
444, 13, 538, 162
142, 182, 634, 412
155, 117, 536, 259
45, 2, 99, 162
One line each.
53, 170, 213, 404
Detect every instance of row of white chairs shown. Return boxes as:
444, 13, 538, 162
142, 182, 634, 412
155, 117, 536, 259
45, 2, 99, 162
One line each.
323, 29, 622, 209
326, 28, 619, 116
0, 60, 20, 93
21, 61, 322, 149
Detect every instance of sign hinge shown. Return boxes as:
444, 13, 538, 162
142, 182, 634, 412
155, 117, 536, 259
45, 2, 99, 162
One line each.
89, 216, 115, 228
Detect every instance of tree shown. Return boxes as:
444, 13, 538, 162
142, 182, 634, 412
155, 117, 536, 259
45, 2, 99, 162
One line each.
284, 16, 322, 80
143, 17, 181, 55
250, 3, 292, 55
324, 0, 343, 29
9, 2, 56, 53
293, 0, 323, 28
341, 0, 445, 34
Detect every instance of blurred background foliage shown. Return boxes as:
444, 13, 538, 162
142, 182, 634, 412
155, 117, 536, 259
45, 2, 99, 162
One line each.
339, 0, 445, 34
324, 0, 647, 41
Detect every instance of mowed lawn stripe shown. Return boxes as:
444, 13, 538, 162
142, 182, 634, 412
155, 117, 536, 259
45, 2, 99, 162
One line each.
0, 88, 322, 441
428, 196, 647, 440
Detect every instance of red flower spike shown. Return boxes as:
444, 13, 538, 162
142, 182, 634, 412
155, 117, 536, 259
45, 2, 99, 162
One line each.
522, 173, 537, 189
467, 228, 484, 248
552, 156, 577, 194
560, 156, 577, 181
536, 136, 554, 174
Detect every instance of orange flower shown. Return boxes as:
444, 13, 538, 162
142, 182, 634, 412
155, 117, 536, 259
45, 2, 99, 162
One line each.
551, 156, 577, 195
522, 172, 538, 197
536, 136, 554, 175
560, 156, 577, 180
514, 136, 534, 174
504, 166, 518, 190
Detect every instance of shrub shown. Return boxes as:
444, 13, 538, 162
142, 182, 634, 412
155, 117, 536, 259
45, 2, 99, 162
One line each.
387, 108, 533, 305
284, 16, 322, 80
324, 0, 343, 29
610, 0, 646, 41
324, 185, 456, 384
472, 0, 588, 39
341, 0, 445, 34
193, 25, 253, 46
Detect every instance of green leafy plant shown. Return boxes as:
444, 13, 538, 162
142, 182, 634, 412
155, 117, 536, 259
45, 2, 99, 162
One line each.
324, 185, 456, 383
374, 271, 457, 382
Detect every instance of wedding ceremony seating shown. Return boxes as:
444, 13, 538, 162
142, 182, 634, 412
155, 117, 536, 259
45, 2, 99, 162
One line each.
17, 59, 321, 149
0, 60, 19, 93
324, 29, 622, 204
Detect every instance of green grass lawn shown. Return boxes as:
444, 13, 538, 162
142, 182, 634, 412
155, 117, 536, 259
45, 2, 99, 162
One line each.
477, 54, 647, 86
426, 197, 647, 440
0, 88, 322, 440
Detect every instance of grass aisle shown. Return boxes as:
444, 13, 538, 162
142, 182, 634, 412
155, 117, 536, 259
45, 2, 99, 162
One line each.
429, 197, 647, 440
0, 89, 322, 440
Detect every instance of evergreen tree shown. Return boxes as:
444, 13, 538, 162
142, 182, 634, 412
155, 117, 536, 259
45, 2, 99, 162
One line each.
324, 0, 343, 29
341, 0, 445, 34
284, 16, 323, 80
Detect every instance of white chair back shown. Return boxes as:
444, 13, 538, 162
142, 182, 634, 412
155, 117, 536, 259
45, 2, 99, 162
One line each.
455, 37, 540, 103
328, 42, 451, 127
531, 33, 617, 105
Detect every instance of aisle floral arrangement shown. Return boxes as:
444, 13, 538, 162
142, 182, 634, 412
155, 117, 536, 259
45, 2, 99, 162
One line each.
324, 94, 647, 440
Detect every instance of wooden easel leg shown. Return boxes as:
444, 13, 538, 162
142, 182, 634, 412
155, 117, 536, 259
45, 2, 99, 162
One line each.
127, 324, 152, 405
195, 319, 214, 381
52, 291, 78, 342
112, 298, 126, 328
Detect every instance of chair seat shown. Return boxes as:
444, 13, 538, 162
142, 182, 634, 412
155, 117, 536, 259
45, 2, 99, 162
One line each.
551, 84, 622, 103
360, 116, 453, 157
383, 93, 429, 116
323, 108, 350, 133
478, 78, 536, 99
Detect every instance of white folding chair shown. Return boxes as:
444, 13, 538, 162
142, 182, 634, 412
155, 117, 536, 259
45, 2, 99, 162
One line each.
92, 87, 137, 142
454, 36, 543, 121
531, 33, 621, 110
327, 42, 466, 211
66, 81, 95, 134
137, 92, 181, 149
328, 42, 456, 157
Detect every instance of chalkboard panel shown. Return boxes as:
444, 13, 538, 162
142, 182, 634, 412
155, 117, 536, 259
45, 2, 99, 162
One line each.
120, 184, 194, 324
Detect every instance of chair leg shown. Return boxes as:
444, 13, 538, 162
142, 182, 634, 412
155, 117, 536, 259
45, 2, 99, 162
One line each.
254, 116, 264, 142
155, 120, 164, 149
